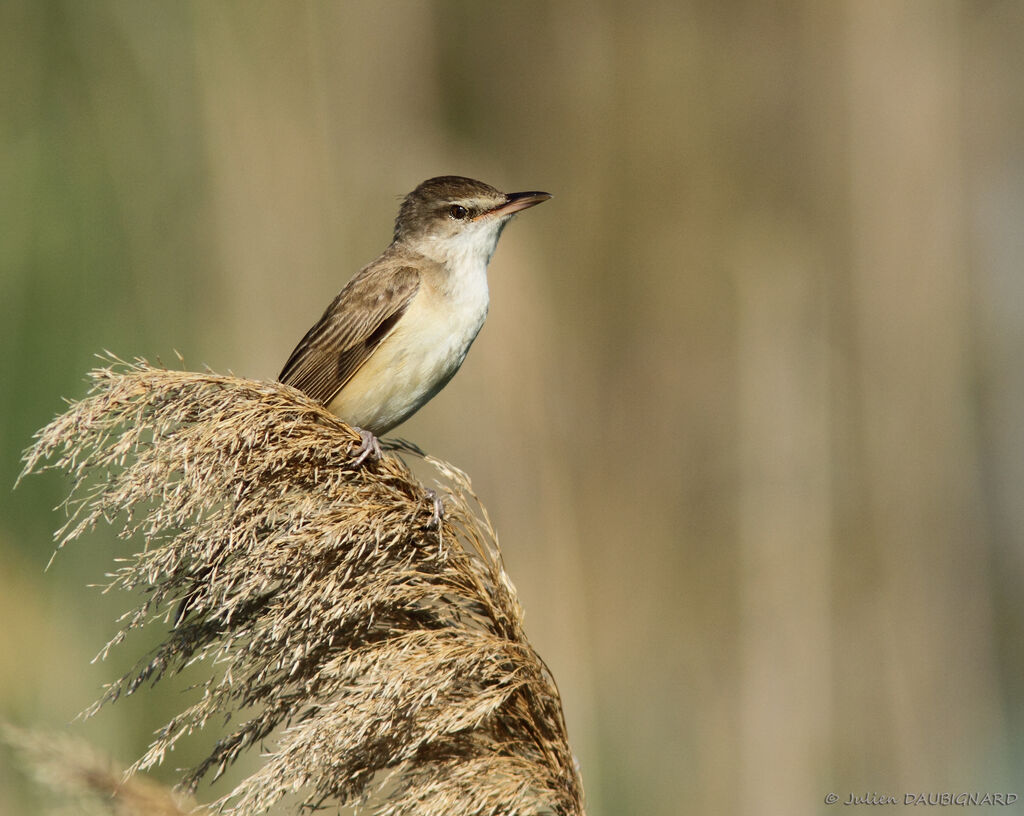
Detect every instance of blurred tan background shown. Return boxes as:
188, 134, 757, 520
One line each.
3, 1, 1023, 814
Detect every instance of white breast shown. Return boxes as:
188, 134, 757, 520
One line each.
327, 255, 490, 434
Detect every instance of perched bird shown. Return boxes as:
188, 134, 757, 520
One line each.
172, 177, 550, 624
279, 175, 551, 463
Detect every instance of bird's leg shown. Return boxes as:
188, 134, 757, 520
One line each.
425, 487, 444, 530
350, 427, 383, 466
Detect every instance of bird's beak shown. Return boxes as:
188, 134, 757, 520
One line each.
478, 190, 552, 220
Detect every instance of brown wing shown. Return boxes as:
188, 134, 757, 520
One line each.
279, 264, 420, 406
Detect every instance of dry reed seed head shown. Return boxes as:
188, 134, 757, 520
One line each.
21, 356, 584, 816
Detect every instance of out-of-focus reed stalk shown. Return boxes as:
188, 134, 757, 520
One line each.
17, 357, 585, 816
4, 725, 200, 816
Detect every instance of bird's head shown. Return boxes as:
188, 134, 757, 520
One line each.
393, 176, 551, 267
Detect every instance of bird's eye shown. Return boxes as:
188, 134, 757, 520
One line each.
448, 204, 469, 220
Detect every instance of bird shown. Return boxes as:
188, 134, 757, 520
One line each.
279, 175, 551, 464
173, 177, 549, 625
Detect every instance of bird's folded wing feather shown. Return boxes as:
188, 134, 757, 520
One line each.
278, 265, 421, 406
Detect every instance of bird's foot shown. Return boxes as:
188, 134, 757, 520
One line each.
350, 427, 383, 466
425, 488, 444, 530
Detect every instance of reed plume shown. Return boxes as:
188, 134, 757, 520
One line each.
19, 356, 585, 816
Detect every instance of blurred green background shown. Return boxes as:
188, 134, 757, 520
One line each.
3, 1, 1023, 814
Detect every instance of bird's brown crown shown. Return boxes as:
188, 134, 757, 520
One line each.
393, 176, 506, 241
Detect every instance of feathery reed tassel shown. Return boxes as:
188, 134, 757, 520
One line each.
20, 356, 585, 816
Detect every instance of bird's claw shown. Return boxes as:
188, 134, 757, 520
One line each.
350, 428, 383, 466
425, 488, 444, 530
